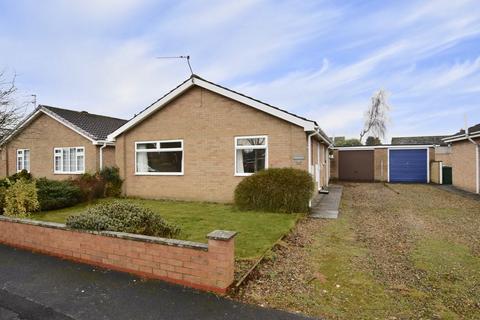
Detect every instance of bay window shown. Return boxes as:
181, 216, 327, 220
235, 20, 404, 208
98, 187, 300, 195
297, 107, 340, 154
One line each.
135, 140, 183, 175
16, 149, 30, 172
54, 147, 85, 174
235, 136, 268, 176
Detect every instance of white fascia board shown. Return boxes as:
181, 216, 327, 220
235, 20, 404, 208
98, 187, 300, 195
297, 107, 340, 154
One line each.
107, 79, 195, 141
387, 145, 434, 149
92, 140, 115, 146
335, 145, 434, 151
443, 132, 480, 143
194, 78, 316, 131
336, 146, 378, 151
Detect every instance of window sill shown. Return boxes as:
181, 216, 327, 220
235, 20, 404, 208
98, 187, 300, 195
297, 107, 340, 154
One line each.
54, 172, 84, 175
234, 173, 254, 177
135, 172, 184, 176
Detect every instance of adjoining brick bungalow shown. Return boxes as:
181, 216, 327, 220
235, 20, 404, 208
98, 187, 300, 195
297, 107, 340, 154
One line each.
443, 124, 480, 194
0, 106, 127, 179
107, 75, 332, 203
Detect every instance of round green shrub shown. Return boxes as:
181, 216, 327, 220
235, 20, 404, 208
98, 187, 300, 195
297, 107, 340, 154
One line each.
4, 178, 39, 217
234, 168, 314, 213
66, 201, 181, 238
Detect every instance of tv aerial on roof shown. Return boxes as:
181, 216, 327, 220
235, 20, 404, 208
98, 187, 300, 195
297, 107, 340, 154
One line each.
156, 55, 193, 76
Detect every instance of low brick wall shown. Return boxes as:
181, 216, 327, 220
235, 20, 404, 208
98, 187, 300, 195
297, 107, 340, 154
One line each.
0, 216, 236, 294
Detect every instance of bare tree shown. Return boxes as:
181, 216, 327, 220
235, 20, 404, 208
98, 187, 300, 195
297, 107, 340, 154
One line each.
0, 71, 27, 140
359, 89, 390, 143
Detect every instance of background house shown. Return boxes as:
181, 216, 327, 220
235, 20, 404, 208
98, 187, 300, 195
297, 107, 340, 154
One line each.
107, 75, 332, 203
391, 135, 452, 166
0, 106, 127, 179
443, 124, 480, 194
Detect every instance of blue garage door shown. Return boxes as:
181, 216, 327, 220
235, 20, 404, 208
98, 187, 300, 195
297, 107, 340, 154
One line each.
389, 149, 427, 183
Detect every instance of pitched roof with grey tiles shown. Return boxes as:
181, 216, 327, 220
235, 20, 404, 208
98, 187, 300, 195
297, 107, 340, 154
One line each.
391, 135, 449, 146
41, 105, 128, 141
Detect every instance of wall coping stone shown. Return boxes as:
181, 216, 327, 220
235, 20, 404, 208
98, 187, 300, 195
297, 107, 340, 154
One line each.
0, 215, 208, 251
207, 230, 237, 241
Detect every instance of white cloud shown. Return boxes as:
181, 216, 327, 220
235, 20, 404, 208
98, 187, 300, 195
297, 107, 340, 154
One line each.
0, 0, 479, 138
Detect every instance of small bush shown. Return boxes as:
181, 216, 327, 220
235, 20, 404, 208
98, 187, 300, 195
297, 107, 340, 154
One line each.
36, 178, 83, 210
4, 178, 40, 217
0, 170, 32, 189
72, 173, 105, 202
234, 168, 314, 213
99, 166, 123, 197
0, 186, 7, 215
66, 201, 181, 238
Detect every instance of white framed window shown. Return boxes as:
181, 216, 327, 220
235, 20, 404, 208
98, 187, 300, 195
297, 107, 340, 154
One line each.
16, 149, 30, 172
235, 136, 268, 176
135, 140, 184, 175
54, 147, 85, 174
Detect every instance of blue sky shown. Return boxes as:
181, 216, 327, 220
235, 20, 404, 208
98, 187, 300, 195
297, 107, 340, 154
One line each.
1, 0, 479, 141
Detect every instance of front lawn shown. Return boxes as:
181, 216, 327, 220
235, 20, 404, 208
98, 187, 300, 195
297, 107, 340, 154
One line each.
32, 198, 300, 260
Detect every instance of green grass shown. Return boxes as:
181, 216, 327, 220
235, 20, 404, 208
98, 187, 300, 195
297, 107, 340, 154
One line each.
32, 198, 300, 259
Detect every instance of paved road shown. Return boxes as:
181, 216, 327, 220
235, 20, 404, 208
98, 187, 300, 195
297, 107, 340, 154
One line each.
0, 244, 314, 320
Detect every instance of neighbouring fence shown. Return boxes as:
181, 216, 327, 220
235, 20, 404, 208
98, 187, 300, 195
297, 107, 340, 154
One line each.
0, 216, 236, 294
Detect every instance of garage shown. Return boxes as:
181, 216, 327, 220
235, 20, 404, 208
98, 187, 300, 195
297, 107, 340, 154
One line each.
338, 150, 374, 181
389, 149, 428, 183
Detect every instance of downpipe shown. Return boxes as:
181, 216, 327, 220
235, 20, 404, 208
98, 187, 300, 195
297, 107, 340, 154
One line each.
99, 142, 107, 170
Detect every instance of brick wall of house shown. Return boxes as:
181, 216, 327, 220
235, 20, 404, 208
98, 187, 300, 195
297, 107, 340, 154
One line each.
451, 138, 479, 193
435, 146, 452, 166
115, 86, 314, 203
102, 145, 116, 168
0, 216, 236, 294
0, 113, 100, 179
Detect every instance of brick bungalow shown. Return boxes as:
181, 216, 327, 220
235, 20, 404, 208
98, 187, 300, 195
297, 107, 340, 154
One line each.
443, 124, 480, 194
0, 106, 127, 179
107, 75, 332, 203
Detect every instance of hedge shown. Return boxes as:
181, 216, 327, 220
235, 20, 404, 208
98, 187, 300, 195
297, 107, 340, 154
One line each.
234, 168, 314, 213
36, 178, 83, 210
